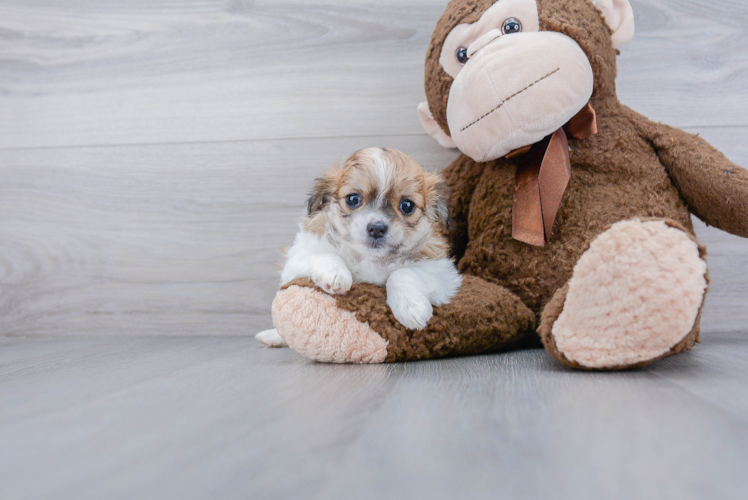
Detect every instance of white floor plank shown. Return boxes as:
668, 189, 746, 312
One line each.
1, 0, 747, 149
652, 331, 748, 424
321, 354, 748, 500
1, 336, 746, 500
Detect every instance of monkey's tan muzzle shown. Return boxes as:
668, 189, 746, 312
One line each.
446, 31, 594, 162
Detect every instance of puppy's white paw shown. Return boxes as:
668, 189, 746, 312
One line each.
255, 328, 288, 348
387, 289, 433, 330
312, 262, 353, 295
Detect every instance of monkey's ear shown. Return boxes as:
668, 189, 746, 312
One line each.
307, 164, 339, 216
418, 102, 457, 149
591, 0, 635, 48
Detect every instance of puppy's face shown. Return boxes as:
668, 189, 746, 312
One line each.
306, 148, 450, 260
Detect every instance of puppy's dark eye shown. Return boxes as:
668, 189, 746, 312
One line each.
455, 47, 468, 65
345, 193, 362, 209
399, 199, 416, 216
502, 18, 522, 35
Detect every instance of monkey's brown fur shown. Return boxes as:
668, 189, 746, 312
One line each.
274, 0, 748, 368
282, 275, 537, 362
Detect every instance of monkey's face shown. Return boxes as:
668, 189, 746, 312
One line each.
420, 0, 635, 162
441, 0, 593, 161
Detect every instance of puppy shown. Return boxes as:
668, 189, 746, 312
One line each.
256, 147, 462, 348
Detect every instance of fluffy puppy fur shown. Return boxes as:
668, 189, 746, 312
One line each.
257, 148, 462, 346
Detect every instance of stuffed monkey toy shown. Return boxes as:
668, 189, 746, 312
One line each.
271, 0, 748, 369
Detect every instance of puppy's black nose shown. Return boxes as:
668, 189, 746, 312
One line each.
367, 222, 388, 240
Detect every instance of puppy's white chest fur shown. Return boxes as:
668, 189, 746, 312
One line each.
337, 245, 405, 287
280, 228, 462, 330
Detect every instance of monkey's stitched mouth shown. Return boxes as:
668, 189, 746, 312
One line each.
460, 68, 561, 132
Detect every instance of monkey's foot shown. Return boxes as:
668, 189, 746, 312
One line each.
540, 219, 709, 370
271, 276, 536, 364
271, 284, 389, 363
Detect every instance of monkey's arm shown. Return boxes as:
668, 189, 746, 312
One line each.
644, 119, 748, 238
441, 154, 486, 260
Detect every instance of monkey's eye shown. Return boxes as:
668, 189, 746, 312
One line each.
345, 194, 362, 209
502, 18, 522, 35
455, 47, 469, 65
399, 199, 416, 216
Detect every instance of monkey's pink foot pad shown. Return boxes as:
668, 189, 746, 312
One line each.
272, 285, 389, 364
550, 219, 708, 369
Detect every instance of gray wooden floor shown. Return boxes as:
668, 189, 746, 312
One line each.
1, 1, 747, 498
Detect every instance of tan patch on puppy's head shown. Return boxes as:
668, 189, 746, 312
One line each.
305, 148, 451, 260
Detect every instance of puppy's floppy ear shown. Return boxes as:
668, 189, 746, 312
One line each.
307, 162, 340, 215
423, 171, 450, 229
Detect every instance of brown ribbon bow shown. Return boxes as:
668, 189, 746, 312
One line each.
509, 103, 598, 247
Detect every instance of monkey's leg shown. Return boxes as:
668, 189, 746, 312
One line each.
539, 218, 709, 370
271, 276, 536, 363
